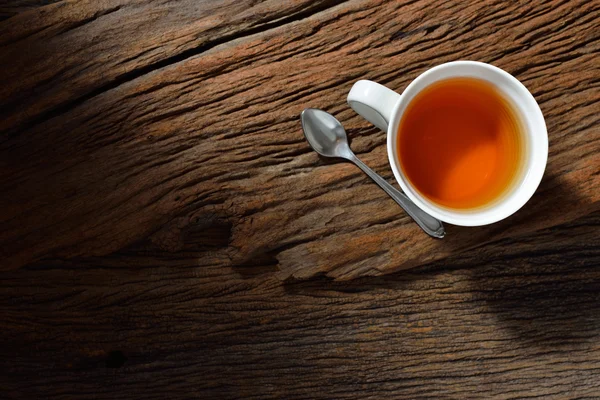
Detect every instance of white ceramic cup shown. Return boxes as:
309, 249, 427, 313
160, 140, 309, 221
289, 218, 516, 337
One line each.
347, 61, 548, 226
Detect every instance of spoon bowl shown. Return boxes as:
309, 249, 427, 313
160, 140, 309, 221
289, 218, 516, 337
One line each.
301, 109, 353, 160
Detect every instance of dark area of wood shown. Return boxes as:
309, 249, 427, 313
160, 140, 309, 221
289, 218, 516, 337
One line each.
1, 0, 599, 398
2, 211, 600, 399
0, 0, 60, 21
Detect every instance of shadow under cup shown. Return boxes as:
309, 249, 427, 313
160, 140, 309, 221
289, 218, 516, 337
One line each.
387, 62, 548, 227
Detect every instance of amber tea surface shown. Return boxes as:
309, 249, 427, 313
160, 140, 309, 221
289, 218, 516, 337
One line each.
397, 77, 525, 210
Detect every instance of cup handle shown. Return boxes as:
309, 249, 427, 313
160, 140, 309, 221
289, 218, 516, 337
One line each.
347, 80, 401, 131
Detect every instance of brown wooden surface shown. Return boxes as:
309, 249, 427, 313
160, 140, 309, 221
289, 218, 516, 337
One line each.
1, 0, 599, 398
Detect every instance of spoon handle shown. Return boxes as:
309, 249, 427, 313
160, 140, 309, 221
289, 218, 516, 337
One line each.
351, 155, 445, 238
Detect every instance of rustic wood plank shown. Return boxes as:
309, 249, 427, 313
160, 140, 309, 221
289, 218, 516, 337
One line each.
1, 0, 598, 280
1, 1, 599, 396
1, 210, 599, 399
0, 0, 352, 131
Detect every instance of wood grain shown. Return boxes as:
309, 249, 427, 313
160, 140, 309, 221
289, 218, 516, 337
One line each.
1, 0, 599, 280
2, 210, 600, 399
1, 0, 599, 397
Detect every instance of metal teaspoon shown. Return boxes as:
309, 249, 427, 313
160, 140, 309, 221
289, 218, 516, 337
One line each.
301, 108, 445, 238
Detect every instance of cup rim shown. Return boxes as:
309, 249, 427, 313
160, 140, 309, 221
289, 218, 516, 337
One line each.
386, 61, 548, 226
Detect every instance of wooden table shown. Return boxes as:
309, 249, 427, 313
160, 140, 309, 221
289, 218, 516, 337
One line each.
1, 0, 599, 398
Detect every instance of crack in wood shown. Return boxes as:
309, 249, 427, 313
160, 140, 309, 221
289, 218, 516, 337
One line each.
1, 0, 355, 135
